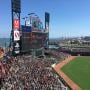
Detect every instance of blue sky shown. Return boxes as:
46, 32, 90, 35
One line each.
0, 0, 90, 38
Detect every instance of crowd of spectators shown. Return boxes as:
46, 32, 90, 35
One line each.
0, 48, 4, 58
0, 54, 68, 90
45, 49, 70, 60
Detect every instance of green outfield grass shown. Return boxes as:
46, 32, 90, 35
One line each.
61, 56, 90, 90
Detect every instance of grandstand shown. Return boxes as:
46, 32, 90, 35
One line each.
59, 38, 90, 55
0, 48, 4, 58
0, 54, 70, 90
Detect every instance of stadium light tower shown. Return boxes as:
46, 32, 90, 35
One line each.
11, 0, 21, 56
45, 12, 50, 49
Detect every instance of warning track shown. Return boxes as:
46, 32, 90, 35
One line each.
53, 56, 81, 90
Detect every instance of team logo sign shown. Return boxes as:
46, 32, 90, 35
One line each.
14, 30, 20, 41
15, 43, 20, 47
13, 41, 20, 54
13, 19, 20, 29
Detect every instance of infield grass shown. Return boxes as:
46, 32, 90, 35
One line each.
61, 56, 90, 90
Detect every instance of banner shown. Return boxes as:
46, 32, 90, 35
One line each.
13, 41, 20, 54
14, 30, 20, 41
13, 19, 20, 29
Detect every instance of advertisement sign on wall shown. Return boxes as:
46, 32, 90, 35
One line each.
13, 19, 20, 29
13, 41, 20, 54
14, 30, 20, 41
21, 25, 32, 32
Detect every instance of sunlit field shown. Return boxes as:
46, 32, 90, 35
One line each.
61, 56, 90, 90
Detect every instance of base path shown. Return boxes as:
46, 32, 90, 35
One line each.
53, 56, 81, 90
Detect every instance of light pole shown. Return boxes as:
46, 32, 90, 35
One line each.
22, 16, 28, 26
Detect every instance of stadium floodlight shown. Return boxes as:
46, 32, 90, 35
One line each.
45, 12, 50, 22
28, 13, 39, 19
12, 0, 21, 13
28, 13, 35, 16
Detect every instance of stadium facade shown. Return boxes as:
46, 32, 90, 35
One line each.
10, 0, 50, 57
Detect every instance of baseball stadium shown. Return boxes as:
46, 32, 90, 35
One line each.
0, 0, 90, 90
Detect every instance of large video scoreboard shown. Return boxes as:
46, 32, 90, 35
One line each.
21, 26, 47, 52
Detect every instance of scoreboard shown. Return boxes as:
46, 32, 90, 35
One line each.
21, 31, 47, 52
